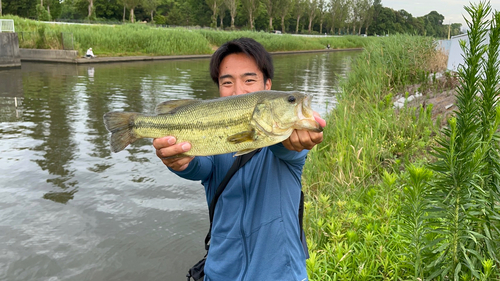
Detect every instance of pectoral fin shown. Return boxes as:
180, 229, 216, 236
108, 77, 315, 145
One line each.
227, 129, 256, 144
155, 99, 201, 114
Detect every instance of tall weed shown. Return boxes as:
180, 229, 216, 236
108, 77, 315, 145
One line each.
423, 2, 500, 279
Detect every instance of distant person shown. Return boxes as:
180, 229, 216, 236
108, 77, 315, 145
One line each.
85, 48, 95, 58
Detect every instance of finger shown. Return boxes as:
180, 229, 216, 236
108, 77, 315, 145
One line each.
287, 130, 305, 152
309, 131, 324, 145
156, 142, 191, 159
153, 136, 176, 150
295, 130, 315, 150
162, 156, 195, 172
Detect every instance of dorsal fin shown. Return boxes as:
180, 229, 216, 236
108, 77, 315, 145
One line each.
155, 99, 201, 114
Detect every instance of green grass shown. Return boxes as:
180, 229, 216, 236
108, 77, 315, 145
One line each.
301, 34, 441, 280
198, 29, 371, 52
302, 3, 500, 279
1, 15, 370, 56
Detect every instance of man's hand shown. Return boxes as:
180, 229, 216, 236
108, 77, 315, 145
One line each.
153, 137, 194, 171
282, 112, 326, 152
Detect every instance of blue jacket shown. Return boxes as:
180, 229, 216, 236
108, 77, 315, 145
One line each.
172, 143, 309, 281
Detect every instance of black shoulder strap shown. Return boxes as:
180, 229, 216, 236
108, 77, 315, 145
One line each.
204, 149, 260, 250
299, 191, 309, 259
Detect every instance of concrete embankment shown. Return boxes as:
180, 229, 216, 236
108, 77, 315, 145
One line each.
20, 49, 79, 63
3, 41, 362, 66
20, 47, 363, 64
0, 33, 21, 69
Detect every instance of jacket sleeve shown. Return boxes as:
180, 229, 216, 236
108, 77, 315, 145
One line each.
269, 143, 308, 164
168, 156, 214, 182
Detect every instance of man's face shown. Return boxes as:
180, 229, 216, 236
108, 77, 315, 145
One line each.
218, 53, 272, 97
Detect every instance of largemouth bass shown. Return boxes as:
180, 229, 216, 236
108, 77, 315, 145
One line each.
103, 90, 322, 156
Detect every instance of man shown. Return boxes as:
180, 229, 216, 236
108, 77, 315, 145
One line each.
153, 38, 325, 280
85, 48, 95, 58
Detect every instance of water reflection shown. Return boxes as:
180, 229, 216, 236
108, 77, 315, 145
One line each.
272, 52, 354, 114
0, 51, 359, 280
20, 65, 80, 203
0, 68, 24, 122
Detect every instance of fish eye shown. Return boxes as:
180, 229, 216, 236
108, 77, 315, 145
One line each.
287, 96, 296, 103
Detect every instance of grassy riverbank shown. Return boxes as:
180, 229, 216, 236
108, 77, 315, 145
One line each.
1, 15, 370, 57
302, 33, 443, 280
302, 3, 500, 279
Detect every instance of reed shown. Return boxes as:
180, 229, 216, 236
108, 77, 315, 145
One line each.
197, 29, 371, 52
302, 33, 441, 281
1, 15, 370, 57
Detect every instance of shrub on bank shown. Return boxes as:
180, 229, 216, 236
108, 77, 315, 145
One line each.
302, 32, 441, 281
303, 2, 500, 280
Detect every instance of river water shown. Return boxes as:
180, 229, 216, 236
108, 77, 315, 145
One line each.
0, 51, 359, 281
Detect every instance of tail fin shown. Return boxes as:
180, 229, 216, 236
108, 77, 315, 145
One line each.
103, 112, 139, 153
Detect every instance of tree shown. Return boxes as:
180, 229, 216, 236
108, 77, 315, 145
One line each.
363, 0, 374, 34
87, 0, 94, 18
94, 0, 123, 22
1, 0, 3, 16
185, 0, 212, 26
422, 11, 445, 37
367, 0, 381, 35
357, 0, 373, 34
224, 0, 238, 29
36, 1, 51, 21
370, 6, 396, 35
46, 0, 61, 19
143, 0, 161, 23
218, 0, 226, 28
317, 0, 326, 34
450, 23, 462, 36
206, 0, 222, 28
328, 0, 349, 34
276, 0, 293, 33
241, 0, 259, 30
121, 0, 142, 22
262, 0, 276, 31
293, 0, 305, 33
306, 0, 318, 33
350, 0, 367, 35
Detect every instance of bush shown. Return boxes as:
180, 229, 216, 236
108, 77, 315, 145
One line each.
36, 4, 51, 21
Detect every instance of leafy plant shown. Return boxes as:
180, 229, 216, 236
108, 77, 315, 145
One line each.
424, 2, 500, 279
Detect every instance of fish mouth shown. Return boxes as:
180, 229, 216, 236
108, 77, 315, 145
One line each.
295, 95, 323, 132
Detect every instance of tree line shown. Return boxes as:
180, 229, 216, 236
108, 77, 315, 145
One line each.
1, 0, 463, 37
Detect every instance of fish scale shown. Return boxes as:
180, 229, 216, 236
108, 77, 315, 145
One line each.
103, 90, 322, 156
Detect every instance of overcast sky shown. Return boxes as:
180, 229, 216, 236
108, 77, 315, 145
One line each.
382, 0, 500, 27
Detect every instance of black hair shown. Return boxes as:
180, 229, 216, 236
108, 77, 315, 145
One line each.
209, 37, 274, 86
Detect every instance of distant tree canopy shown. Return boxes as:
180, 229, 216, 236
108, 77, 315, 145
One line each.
1, 0, 463, 37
